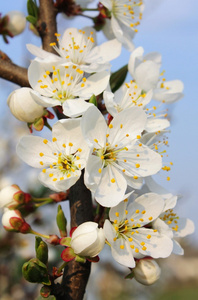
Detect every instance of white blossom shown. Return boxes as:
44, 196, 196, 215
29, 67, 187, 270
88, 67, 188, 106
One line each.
81, 106, 162, 207
153, 79, 184, 103
145, 177, 195, 255
104, 193, 173, 268
28, 62, 110, 117
16, 119, 89, 192
128, 46, 161, 92
27, 27, 121, 73
100, 0, 144, 50
103, 81, 170, 132
128, 47, 184, 103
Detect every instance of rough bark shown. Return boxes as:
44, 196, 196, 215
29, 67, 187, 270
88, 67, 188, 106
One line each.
38, 0, 57, 54
0, 51, 29, 87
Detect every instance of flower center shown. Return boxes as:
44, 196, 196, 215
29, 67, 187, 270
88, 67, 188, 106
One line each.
50, 30, 95, 65
160, 209, 179, 231
37, 66, 86, 103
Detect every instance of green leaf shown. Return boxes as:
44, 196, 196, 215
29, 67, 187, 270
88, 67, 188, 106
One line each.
110, 64, 128, 93
27, 0, 38, 18
26, 15, 37, 25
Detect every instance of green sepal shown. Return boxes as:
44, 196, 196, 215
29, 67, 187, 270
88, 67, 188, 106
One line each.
13, 191, 25, 204
22, 258, 51, 285
56, 205, 67, 237
61, 247, 76, 262
89, 94, 97, 106
110, 64, 128, 93
32, 117, 44, 131
9, 217, 23, 231
125, 270, 135, 280
60, 237, 71, 247
26, 15, 37, 25
40, 286, 51, 298
35, 236, 48, 265
75, 255, 86, 264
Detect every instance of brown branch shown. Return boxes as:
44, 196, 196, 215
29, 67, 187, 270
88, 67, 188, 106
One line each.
0, 51, 29, 87
38, 0, 57, 53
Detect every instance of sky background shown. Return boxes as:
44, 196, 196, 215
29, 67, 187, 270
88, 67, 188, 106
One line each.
0, 0, 198, 246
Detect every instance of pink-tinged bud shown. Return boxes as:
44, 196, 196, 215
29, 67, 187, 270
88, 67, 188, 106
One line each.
7, 88, 45, 123
70, 222, 105, 258
5, 11, 26, 36
2, 209, 31, 233
133, 259, 161, 285
0, 185, 20, 209
0, 185, 31, 210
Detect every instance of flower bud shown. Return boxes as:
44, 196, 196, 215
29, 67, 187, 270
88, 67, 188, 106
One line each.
7, 87, 45, 123
56, 205, 67, 237
2, 209, 31, 233
70, 222, 105, 258
0, 185, 20, 209
5, 11, 26, 36
22, 258, 51, 285
35, 237, 48, 265
133, 259, 161, 285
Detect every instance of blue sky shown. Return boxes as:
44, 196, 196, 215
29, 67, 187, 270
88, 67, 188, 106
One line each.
0, 0, 198, 243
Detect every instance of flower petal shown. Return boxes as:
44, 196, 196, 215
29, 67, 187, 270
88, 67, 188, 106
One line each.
81, 106, 107, 148
16, 136, 55, 168
63, 99, 93, 117
108, 107, 147, 146
94, 164, 127, 207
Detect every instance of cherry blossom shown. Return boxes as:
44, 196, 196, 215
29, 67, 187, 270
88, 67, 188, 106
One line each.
17, 119, 89, 192
81, 106, 162, 207
104, 193, 173, 268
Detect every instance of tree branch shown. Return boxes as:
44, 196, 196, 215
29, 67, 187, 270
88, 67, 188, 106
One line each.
0, 51, 29, 87
38, 0, 57, 53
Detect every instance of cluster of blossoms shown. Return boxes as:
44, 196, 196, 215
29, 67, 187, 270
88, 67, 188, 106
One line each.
1, 1, 194, 289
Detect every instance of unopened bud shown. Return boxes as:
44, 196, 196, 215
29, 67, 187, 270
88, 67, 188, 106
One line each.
40, 286, 51, 298
22, 258, 51, 285
35, 237, 48, 265
133, 259, 161, 285
70, 222, 105, 258
0, 185, 20, 209
56, 205, 67, 237
0, 184, 31, 210
2, 209, 31, 233
7, 87, 45, 123
5, 11, 26, 36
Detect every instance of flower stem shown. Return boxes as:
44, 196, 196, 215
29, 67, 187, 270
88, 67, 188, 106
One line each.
57, 261, 68, 274
80, 8, 99, 12
32, 197, 53, 202
30, 229, 50, 239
